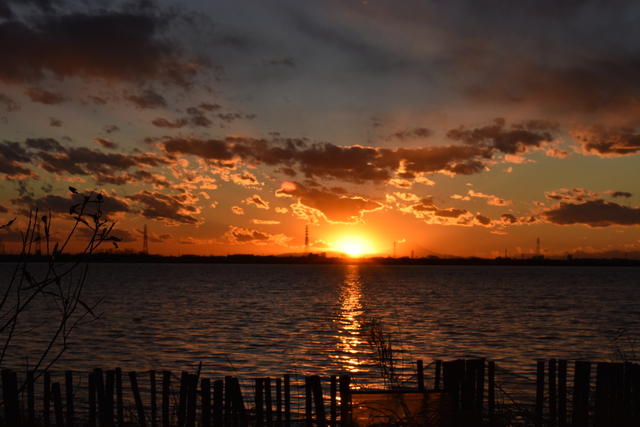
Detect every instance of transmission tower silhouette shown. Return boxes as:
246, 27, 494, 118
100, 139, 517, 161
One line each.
304, 225, 309, 255
142, 224, 149, 254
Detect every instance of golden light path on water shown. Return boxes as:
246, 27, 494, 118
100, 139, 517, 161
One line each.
332, 264, 366, 373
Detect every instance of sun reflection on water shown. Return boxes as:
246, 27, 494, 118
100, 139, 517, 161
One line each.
333, 264, 366, 372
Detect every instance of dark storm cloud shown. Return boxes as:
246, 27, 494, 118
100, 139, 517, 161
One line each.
570, 125, 640, 156
542, 200, 640, 227
126, 190, 200, 225
0, 8, 205, 86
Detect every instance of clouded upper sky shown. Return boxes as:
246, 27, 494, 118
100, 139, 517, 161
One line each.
1, 0, 640, 258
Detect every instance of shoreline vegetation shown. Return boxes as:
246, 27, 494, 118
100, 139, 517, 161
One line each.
1, 252, 639, 266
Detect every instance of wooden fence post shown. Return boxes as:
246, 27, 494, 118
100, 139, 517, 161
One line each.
106, 370, 115, 427
64, 370, 74, 427
549, 359, 557, 427
558, 360, 567, 427
417, 360, 424, 391
535, 360, 544, 427
52, 382, 64, 427
150, 370, 157, 427
330, 376, 337, 427
163, 371, 171, 427
257, 378, 265, 427
339, 375, 350, 427
202, 378, 212, 427
276, 377, 283, 427
284, 374, 291, 427
488, 361, 495, 425
434, 360, 442, 390
305, 377, 313, 427
572, 361, 591, 427
2, 369, 21, 427
213, 379, 224, 427
265, 377, 273, 427
88, 371, 96, 427
178, 371, 189, 427
186, 373, 198, 427
129, 371, 147, 427
27, 370, 35, 427
116, 368, 124, 427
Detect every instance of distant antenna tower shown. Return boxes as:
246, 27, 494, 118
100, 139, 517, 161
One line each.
536, 237, 540, 258
142, 224, 149, 254
304, 225, 309, 255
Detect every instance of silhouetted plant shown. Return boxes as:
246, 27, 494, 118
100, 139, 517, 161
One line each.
610, 327, 637, 363
0, 189, 120, 383
365, 318, 401, 389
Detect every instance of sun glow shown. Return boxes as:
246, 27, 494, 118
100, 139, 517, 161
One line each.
336, 236, 373, 257
344, 243, 363, 257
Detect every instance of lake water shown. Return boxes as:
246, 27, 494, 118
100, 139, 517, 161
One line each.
2, 262, 640, 387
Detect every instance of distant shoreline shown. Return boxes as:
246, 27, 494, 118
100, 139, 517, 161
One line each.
1, 253, 639, 266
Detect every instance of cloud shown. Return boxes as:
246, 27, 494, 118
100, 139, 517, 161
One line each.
10, 192, 130, 219
94, 138, 117, 149
277, 182, 383, 224
126, 190, 200, 226
0, 93, 20, 111
468, 190, 514, 206
571, 125, 640, 157
545, 188, 600, 202
501, 213, 518, 224
152, 118, 189, 128
387, 127, 434, 141
262, 57, 296, 68
542, 200, 640, 227
402, 198, 473, 225
49, 117, 62, 127
0, 8, 205, 86
244, 195, 269, 209
125, 89, 167, 109
224, 226, 292, 246
606, 191, 632, 198
231, 206, 244, 215
252, 219, 280, 225
446, 118, 558, 155
25, 87, 66, 104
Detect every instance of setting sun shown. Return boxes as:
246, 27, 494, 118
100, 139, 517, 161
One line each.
336, 236, 373, 257
343, 243, 363, 257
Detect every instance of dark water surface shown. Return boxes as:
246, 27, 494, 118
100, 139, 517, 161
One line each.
3, 263, 639, 384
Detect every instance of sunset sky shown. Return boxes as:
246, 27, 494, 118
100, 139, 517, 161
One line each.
1, 0, 640, 258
